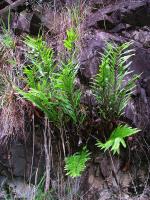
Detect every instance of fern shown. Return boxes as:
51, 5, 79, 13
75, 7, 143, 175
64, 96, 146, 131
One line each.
92, 42, 139, 121
54, 60, 84, 124
96, 124, 140, 154
93, 43, 141, 156
65, 147, 90, 177
17, 88, 60, 123
58, 28, 84, 124
17, 29, 84, 127
64, 28, 78, 51
23, 36, 54, 90
17, 36, 61, 123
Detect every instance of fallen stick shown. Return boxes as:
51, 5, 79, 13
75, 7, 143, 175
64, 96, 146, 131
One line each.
0, 0, 26, 15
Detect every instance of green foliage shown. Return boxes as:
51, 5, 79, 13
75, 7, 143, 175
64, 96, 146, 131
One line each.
17, 88, 60, 123
96, 124, 140, 154
0, 12, 15, 108
17, 30, 84, 126
54, 61, 84, 125
0, 10, 14, 49
92, 42, 139, 121
24, 35, 54, 90
34, 175, 50, 200
16, 30, 140, 179
17, 36, 59, 123
65, 147, 90, 177
64, 28, 78, 51
0, 32, 14, 49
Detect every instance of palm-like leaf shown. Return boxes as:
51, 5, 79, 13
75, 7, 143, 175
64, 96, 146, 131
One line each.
96, 124, 140, 154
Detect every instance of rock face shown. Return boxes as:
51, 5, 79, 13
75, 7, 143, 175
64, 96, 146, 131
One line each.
0, 0, 150, 199
79, 31, 124, 81
87, 0, 150, 28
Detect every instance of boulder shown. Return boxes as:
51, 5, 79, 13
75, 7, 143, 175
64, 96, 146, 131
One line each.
79, 31, 125, 82
12, 11, 33, 34
85, 0, 150, 30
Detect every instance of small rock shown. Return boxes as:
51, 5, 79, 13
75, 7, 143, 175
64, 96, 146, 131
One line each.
12, 11, 33, 34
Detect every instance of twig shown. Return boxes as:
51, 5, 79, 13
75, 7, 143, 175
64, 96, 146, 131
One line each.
44, 117, 51, 192
29, 114, 35, 186
0, 0, 26, 15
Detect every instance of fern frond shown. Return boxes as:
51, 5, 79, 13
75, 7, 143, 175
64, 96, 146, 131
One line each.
64, 28, 78, 51
17, 88, 60, 123
96, 124, 140, 154
18, 31, 84, 126
54, 60, 84, 124
65, 147, 91, 177
92, 42, 140, 121
24, 36, 54, 88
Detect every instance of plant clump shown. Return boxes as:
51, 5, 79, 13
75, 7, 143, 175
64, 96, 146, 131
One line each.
0, 13, 141, 186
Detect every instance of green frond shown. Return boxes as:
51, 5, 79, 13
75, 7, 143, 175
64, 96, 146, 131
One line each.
64, 28, 78, 51
17, 29, 84, 127
92, 42, 140, 121
54, 59, 84, 124
64, 147, 91, 177
17, 88, 59, 124
24, 35, 54, 81
96, 124, 140, 154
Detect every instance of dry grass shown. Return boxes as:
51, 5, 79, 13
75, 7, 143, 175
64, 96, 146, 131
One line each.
42, 0, 90, 62
0, 35, 29, 143
0, 94, 26, 143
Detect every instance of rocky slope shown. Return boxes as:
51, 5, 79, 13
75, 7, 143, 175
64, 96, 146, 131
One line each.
0, 0, 150, 199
